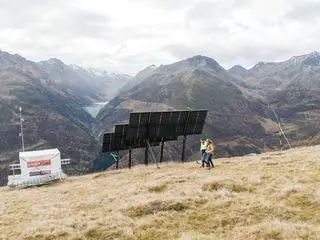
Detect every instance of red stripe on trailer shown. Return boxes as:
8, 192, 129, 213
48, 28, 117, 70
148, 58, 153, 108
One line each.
27, 160, 51, 168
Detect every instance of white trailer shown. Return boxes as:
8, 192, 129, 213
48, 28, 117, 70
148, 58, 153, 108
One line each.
8, 149, 70, 188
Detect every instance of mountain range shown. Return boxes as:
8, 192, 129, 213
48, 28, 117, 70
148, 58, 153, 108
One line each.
97, 52, 320, 167
0, 50, 319, 184
0, 50, 131, 185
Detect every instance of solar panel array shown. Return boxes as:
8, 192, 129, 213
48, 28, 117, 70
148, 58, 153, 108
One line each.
102, 110, 207, 167
103, 125, 160, 152
127, 110, 207, 141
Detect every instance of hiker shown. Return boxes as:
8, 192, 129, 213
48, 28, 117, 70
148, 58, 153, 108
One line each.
200, 139, 207, 167
206, 139, 215, 169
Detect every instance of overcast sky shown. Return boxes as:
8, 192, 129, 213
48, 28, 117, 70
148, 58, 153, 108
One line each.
0, 0, 319, 75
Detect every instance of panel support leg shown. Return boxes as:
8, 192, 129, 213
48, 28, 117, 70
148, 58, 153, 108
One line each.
144, 143, 149, 166
146, 140, 159, 168
182, 135, 187, 162
116, 152, 119, 169
160, 140, 164, 163
129, 148, 132, 169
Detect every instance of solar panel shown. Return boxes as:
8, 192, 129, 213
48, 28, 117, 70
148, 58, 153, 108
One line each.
102, 124, 161, 153
197, 110, 207, 123
102, 133, 115, 152
127, 110, 208, 140
129, 113, 140, 126
140, 112, 151, 125
102, 109, 208, 166
103, 132, 113, 144
150, 112, 161, 125
159, 112, 170, 124
114, 124, 128, 151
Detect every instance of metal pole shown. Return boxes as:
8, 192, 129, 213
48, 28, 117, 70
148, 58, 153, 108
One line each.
116, 152, 119, 169
129, 148, 132, 169
144, 143, 149, 166
182, 110, 191, 162
278, 122, 292, 149
272, 108, 292, 149
160, 140, 164, 163
19, 106, 25, 152
182, 135, 187, 162
146, 140, 159, 169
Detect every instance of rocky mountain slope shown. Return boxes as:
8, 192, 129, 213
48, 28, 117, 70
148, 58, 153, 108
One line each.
0, 51, 98, 182
0, 50, 131, 185
97, 55, 271, 166
228, 51, 320, 146
97, 52, 320, 168
38, 59, 132, 103
1, 145, 319, 239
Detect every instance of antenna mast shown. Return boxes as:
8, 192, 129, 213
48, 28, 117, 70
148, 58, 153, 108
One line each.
19, 106, 25, 152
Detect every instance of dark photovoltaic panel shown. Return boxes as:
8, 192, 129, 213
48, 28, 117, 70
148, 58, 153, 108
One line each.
102, 110, 207, 153
128, 110, 207, 140
197, 110, 207, 123
113, 124, 128, 151
102, 133, 115, 153
102, 124, 160, 153
150, 112, 161, 125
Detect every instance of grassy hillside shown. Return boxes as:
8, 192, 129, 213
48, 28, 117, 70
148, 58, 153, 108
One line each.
1, 145, 319, 240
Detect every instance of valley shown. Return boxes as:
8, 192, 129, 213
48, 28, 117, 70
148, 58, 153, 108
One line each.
85, 101, 109, 118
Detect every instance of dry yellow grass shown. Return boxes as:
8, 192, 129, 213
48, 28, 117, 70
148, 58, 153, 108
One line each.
0, 145, 320, 240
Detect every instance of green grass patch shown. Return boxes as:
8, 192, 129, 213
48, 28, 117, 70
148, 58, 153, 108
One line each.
202, 180, 253, 193
286, 194, 320, 223
25, 232, 69, 240
148, 183, 168, 193
84, 227, 132, 240
125, 200, 188, 218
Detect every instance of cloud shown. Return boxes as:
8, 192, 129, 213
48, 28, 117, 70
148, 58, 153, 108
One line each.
0, 0, 319, 75
285, 2, 320, 22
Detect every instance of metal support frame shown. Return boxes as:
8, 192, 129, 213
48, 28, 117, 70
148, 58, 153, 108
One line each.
272, 109, 292, 149
110, 153, 118, 169
181, 135, 187, 162
278, 122, 292, 149
19, 106, 25, 152
116, 152, 119, 169
160, 139, 164, 163
144, 142, 149, 166
144, 112, 152, 166
146, 140, 159, 169
61, 158, 71, 165
181, 111, 191, 162
129, 148, 132, 169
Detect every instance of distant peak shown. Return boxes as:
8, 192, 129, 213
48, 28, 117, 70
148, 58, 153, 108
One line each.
290, 51, 319, 59
70, 64, 83, 71
186, 55, 220, 68
42, 58, 64, 65
252, 61, 265, 69
229, 65, 247, 71
147, 64, 157, 69
188, 55, 216, 62
288, 51, 320, 66
310, 51, 319, 55
0, 50, 28, 63
87, 68, 108, 77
